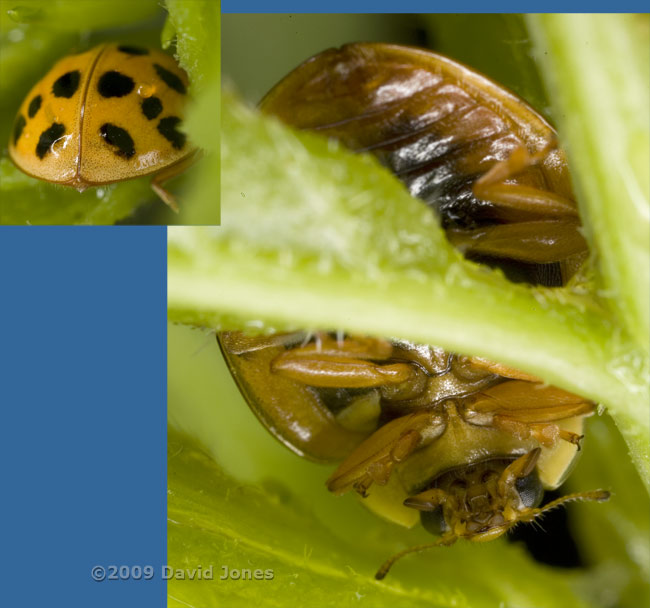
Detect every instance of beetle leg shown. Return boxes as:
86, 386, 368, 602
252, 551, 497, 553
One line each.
351, 460, 392, 497
271, 354, 418, 388
447, 141, 588, 264
284, 334, 394, 360
271, 335, 421, 389
497, 449, 542, 521
559, 429, 585, 448
498, 448, 541, 495
391, 429, 422, 462
467, 380, 596, 421
447, 220, 587, 264
327, 410, 444, 494
349, 429, 422, 496
472, 142, 578, 221
453, 355, 541, 382
463, 381, 595, 447
150, 149, 201, 212
491, 416, 584, 448
489, 415, 549, 445
352, 477, 373, 497
403, 487, 449, 511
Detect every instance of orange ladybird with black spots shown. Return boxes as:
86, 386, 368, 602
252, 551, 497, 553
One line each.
9, 43, 196, 210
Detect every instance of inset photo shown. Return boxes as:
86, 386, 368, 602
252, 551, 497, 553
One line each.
0, 0, 219, 225
168, 13, 649, 608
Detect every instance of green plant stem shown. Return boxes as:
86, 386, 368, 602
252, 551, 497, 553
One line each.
526, 14, 650, 355
169, 232, 649, 490
179, 19, 650, 493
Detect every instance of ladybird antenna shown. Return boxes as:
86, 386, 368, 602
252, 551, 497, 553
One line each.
375, 535, 457, 581
521, 489, 610, 523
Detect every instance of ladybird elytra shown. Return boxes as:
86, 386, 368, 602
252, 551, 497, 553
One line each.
8, 43, 195, 210
218, 43, 610, 579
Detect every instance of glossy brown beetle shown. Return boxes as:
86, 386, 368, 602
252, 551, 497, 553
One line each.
219, 331, 608, 579
220, 44, 608, 579
260, 42, 589, 285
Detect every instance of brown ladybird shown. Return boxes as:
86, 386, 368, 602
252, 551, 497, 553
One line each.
219, 44, 609, 579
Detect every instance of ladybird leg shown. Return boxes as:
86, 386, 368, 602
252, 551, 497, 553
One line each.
491, 399, 597, 423
447, 219, 587, 264
453, 355, 542, 383
272, 354, 419, 388
491, 416, 584, 448
491, 415, 559, 447
497, 449, 542, 522
271, 335, 421, 389
467, 380, 597, 420
524, 422, 584, 448
449, 141, 588, 264
472, 142, 579, 221
278, 333, 394, 360
348, 429, 421, 496
403, 487, 450, 511
150, 150, 201, 212
497, 448, 541, 495
465, 381, 595, 446
327, 411, 445, 495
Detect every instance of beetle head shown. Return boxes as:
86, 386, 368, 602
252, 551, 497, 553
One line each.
374, 448, 609, 580
408, 449, 545, 542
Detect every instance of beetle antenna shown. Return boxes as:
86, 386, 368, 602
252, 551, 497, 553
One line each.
521, 489, 610, 523
375, 535, 457, 581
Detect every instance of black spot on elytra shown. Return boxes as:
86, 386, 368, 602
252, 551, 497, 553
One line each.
28, 95, 42, 118
52, 70, 80, 98
99, 123, 135, 159
36, 123, 66, 159
157, 116, 185, 150
13, 114, 26, 145
153, 63, 186, 94
97, 71, 135, 98
141, 96, 162, 120
117, 45, 148, 56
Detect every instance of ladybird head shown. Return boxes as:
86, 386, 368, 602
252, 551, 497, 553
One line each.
374, 449, 610, 580
407, 450, 544, 542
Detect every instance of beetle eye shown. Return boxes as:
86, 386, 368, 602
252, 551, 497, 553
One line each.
420, 506, 447, 536
515, 471, 544, 508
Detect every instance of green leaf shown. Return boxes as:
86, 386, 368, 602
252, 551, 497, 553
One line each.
526, 14, 650, 355
566, 416, 650, 608
1, 0, 160, 31
164, 0, 220, 225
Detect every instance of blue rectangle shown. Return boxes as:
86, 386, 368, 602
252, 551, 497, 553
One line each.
0, 227, 167, 607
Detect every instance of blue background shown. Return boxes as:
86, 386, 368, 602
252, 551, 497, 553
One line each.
0, 227, 167, 607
